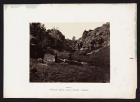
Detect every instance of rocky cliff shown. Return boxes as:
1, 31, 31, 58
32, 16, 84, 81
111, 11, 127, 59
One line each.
75, 22, 110, 54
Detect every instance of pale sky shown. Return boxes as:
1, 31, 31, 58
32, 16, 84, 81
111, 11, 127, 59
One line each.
44, 22, 105, 39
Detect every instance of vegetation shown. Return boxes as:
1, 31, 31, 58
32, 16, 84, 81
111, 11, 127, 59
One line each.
30, 22, 110, 82
30, 59, 109, 82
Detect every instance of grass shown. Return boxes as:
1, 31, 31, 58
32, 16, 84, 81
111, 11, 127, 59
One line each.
58, 46, 110, 67
30, 59, 109, 82
30, 46, 110, 82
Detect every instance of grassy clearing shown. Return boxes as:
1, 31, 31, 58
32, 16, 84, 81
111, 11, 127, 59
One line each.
30, 59, 109, 82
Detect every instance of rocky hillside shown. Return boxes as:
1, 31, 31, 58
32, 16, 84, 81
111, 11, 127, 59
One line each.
30, 22, 110, 60
75, 22, 110, 54
30, 22, 110, 82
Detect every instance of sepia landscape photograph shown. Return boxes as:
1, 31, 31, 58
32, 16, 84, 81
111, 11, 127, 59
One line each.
30, 22, 110, 83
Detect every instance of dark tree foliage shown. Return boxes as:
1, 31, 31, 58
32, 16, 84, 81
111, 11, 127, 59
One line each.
30, 23, 67, 58
30, 23, 47, 58
64, 39, 77, 52
30, 23, 46, 41
46, 28, 65, 51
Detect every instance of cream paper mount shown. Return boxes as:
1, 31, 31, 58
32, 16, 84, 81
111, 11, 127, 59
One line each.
4, 4, 137, 98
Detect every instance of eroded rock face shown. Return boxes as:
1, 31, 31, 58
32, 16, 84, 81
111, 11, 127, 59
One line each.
75, 22, 110, 52
30, 22, 110, 59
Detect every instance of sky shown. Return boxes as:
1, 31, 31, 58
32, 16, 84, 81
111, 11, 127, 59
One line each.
44, 22, 105, 39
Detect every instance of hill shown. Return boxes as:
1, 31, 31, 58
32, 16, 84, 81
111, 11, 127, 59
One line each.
75, 22, 110, 52
30, 22, 110, 82
30, 22, 110, 66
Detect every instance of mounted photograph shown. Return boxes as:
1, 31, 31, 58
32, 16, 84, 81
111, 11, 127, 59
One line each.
30, 22, 110, 82
4, 4, 137, 98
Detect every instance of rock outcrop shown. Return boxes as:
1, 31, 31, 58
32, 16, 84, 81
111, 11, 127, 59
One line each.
75, 22, 110, 53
